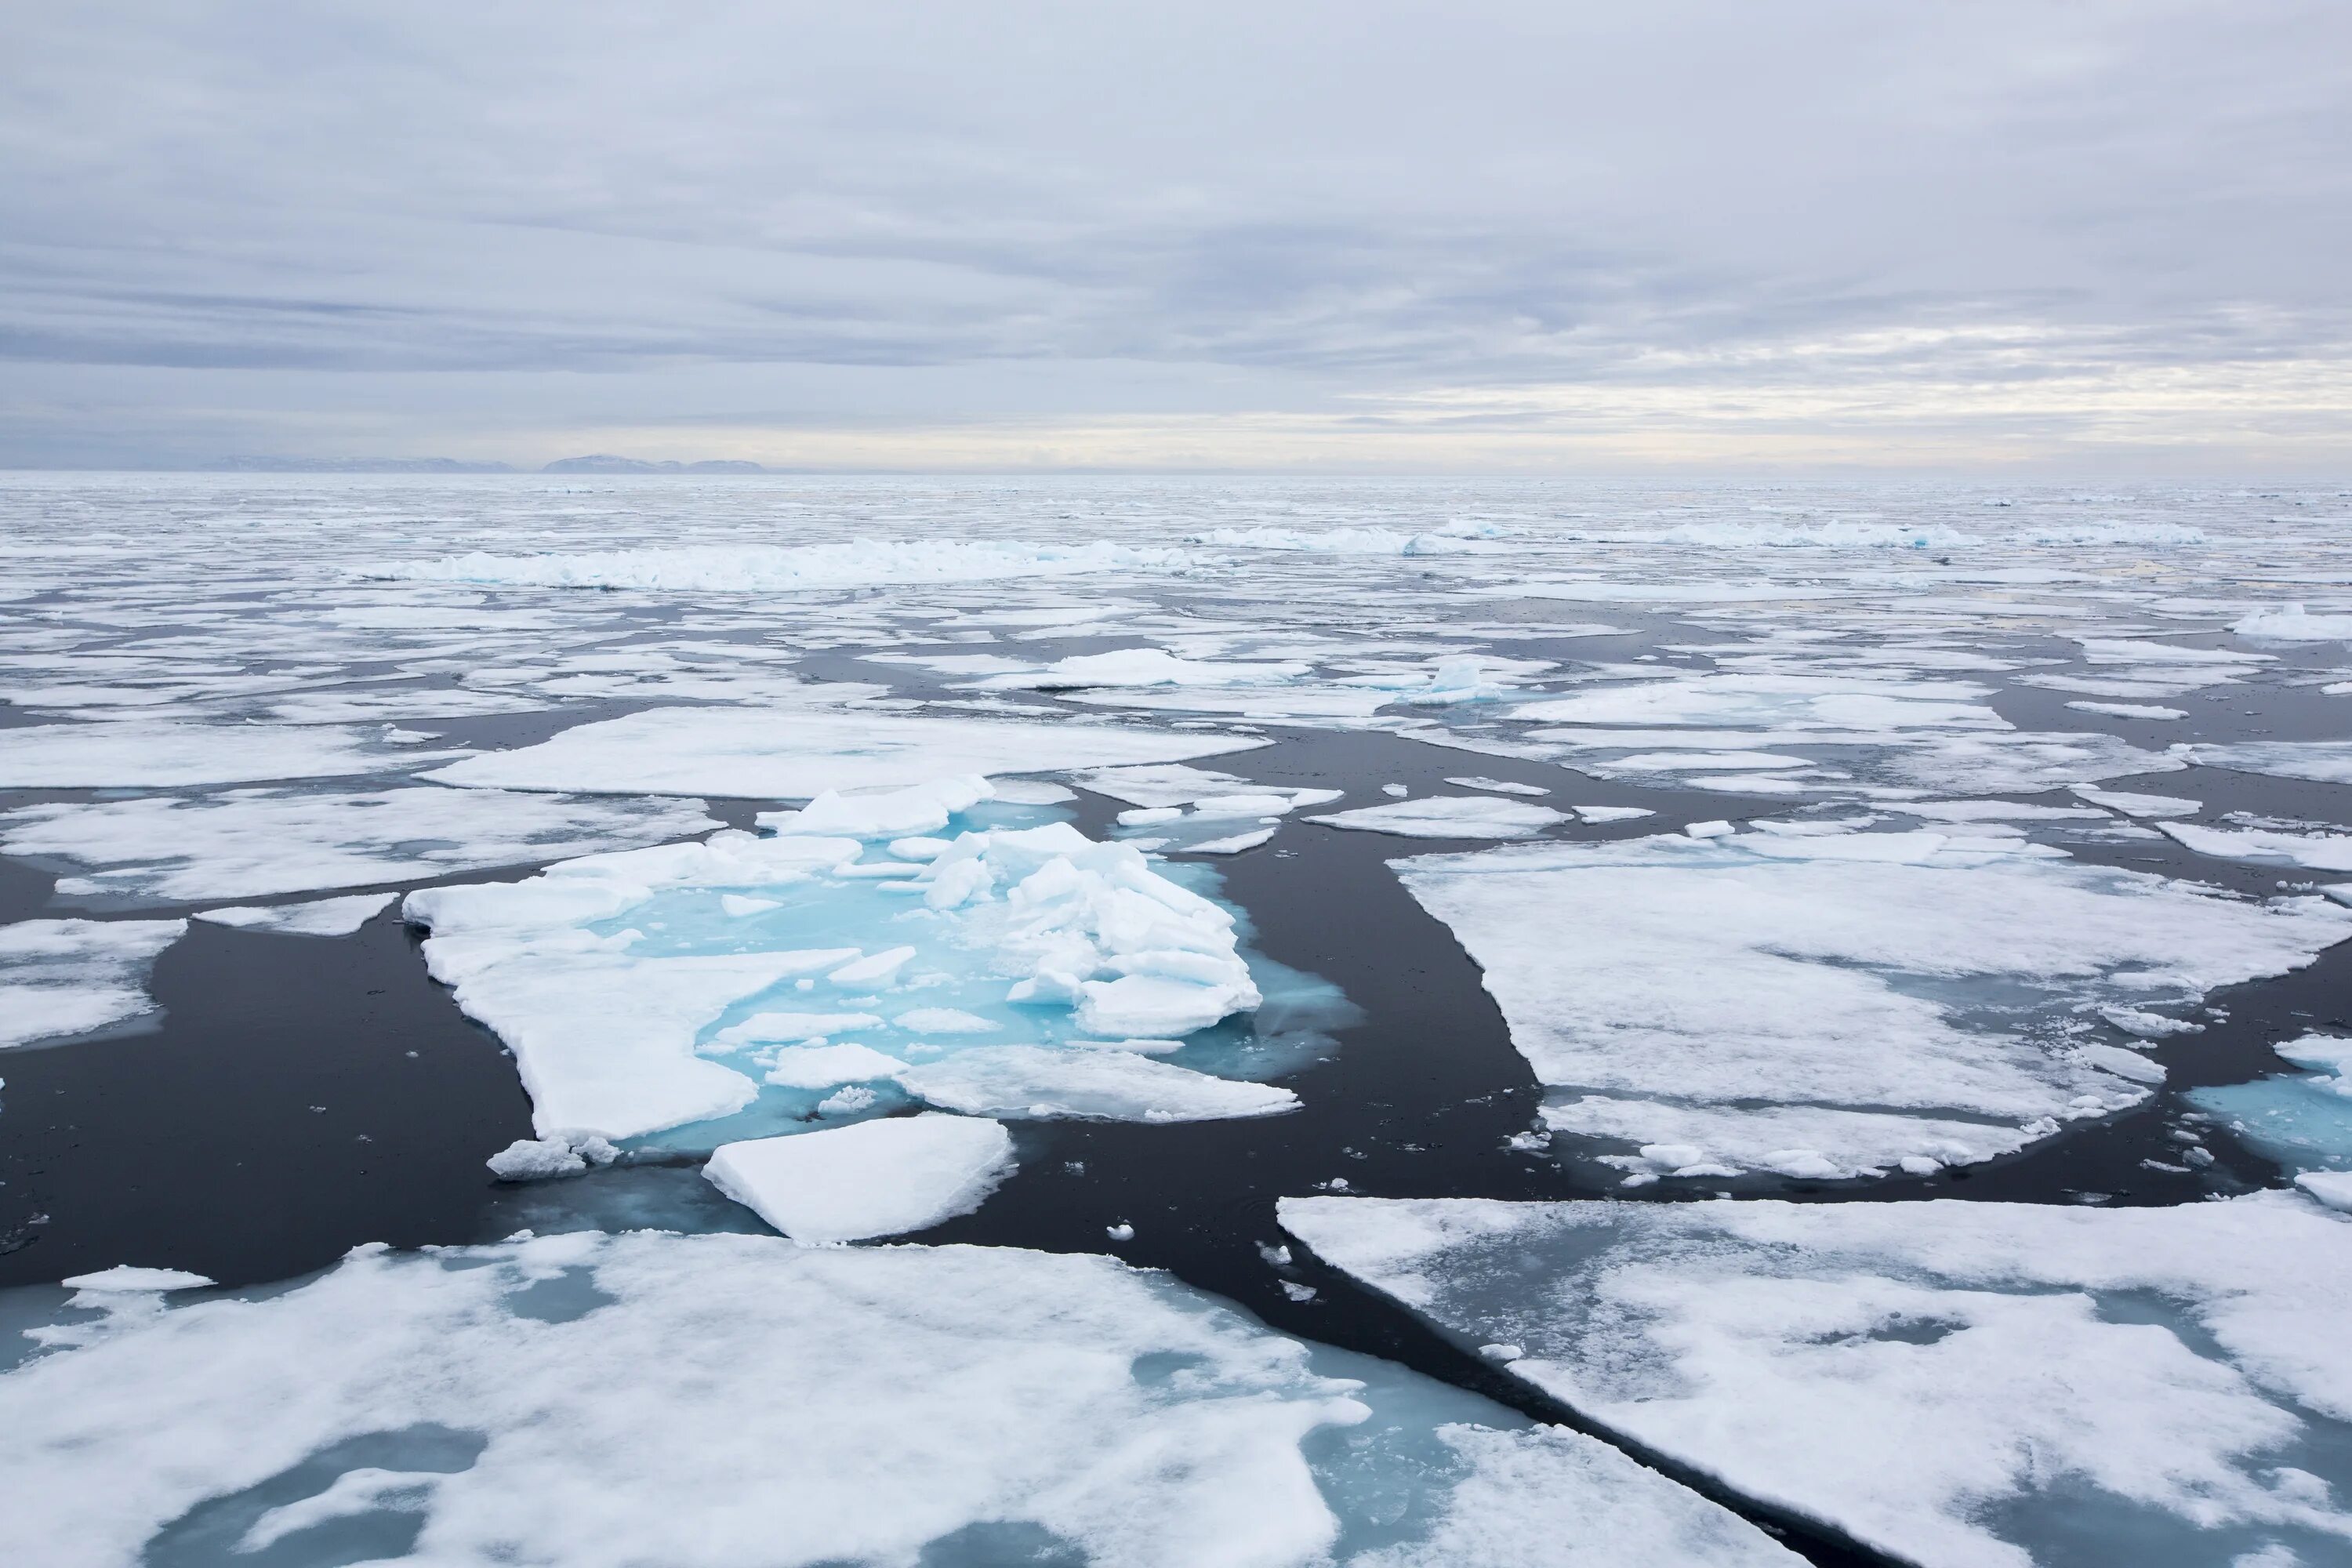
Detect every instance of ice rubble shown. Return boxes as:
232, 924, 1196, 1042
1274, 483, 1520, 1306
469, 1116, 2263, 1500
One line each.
193, 893, 397, 936
426, 706, 1261, 798
2, 788, 717, 903
0, 917, 186, 1050
703, 1114, 1015, 1241
0, 722, 445, 788
0, 1230, 1796, 1568
1307, 798, 1568, 840
359, 538, 1192, 592
404, 813, 1273, 1142
1281, 1192, 2352, 1568
1392, 827, 2352, 1178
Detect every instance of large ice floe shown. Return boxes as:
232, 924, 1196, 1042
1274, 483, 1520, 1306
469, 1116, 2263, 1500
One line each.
1392, 826, 2352, 1179
0, 721, 448, 788
2, 787, 717, 903
358, 537, 1193, 592
0, 917, 185, 1049
0, 1230, 1801, 1568
1281, 1192, 2352, 1568
403, 788, 1288, 1144
426, 706, 1261, 798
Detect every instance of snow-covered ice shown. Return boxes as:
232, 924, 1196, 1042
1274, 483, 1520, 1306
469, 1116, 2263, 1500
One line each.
2161, 821, 2352, 873
2185, 742, 2352, 786
896, 1044, 1300, 1121
1283, 1192, 2352, 1568
192, 893, 397, 936
1308, 797, 1567, 840
0, 722, 448, 788
702, 1113, 1015, 1240
362, 537, 1192, 592
0, 917, 186, 1050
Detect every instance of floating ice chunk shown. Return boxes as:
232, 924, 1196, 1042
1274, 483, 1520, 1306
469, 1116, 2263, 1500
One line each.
1280, 1192, 2352, 1568
1119, 806, 1185, 826
717, 894, 779, 916
709, 1011, 887, 1047
827, 946, 916, 987
486, 1130, 621, 1181
2163, 822, 2352, 873
2100, 1004, 2204, 1038
1189, 826, 1279, 854
1308, 798, 1567, 840
893, 1007, 1000, 1034
1392, 830, 2352, 1176
1541, 1098, 2038, 1181
0, 917, 186, 1050
3, 788, 717, 902
2073, 786, 2201, 818
978, 648, 1310, 689
1889, 800, 2108, 822
1573, 805, 1656, 824
755, 775, 992, 840
2067, 699, 2187, 719
1515, 673, 2007, 732
1444, 776, 1551, 797
703, 1115, 1015, 1241
2234, 604, 2352, 641
897, 1044, 1299, 1122
1885, 731, 2185, 794
2299, 1172, 2352, 1213
2185, 742, 2352, 786
192, 893, 397, 936
1682, 819, 1736, 838
361, 538, 1192, 592
987, 779, 1078, 805
760, 1042, 908, 1090
427, 707, 1261, 798
60, 1266, 214, 1293
1075, 764, 1337, 816
2078, 1042, 2168, 1084
0, 722, 445, 788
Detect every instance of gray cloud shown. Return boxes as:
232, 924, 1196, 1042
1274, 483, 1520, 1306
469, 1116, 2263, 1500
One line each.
3, 1, 2348, 467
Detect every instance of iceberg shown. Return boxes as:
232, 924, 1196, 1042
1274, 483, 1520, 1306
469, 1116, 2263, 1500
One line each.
1281, 1192, 2352, 1568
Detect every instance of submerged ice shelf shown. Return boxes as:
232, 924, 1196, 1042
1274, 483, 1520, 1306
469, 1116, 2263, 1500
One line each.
0, 1231, 1802, 1568
1282, 1192, 2352, 1568
1393, 825, 2352, 1179
404, 789, 1318, 1147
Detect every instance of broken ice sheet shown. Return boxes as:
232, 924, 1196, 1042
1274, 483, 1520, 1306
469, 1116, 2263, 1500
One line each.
403, 797, 1334, 1145
0, 917, 186, 1050
2190, 1033, 2352, 1179
1280, 1192, 2352, 1568
0, 1230, 1798, 1568
2, 787, 718, 904
1392, 826, 2352, 1178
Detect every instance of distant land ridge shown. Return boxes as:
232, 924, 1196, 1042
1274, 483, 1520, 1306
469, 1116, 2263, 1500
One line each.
542, 454, 767, 473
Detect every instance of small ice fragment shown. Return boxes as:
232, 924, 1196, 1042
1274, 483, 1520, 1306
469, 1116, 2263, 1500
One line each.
718, 894, 780, 917
2100, 1005, 2202, 1039
60, 1265, 215, 1292
2079, 1044, 2167, 1085
1446, 776, 1550, 797
1105, 1222, 1135, 1242
1573, 805, 1657, 824
828, 946, 916, 987
487, 1131, 620, 1181
1898, 1156, 1943, 1175
2067, 701, 2187, 720
1280, 1282, 1317, 1302
194, 893, 397, 937
816, 1086, 879, 1116
1258, 1242, 1292, 1267
1381, 783, 1410, 798
755, 775, 993, 840
1117, 807, 1185, 826
1478, 1343, 1524, 1362
886, 837, 952, 861
1684, 820, 1736, 839
1188, 826, 1277, 854
892, 1007, 1000, 1034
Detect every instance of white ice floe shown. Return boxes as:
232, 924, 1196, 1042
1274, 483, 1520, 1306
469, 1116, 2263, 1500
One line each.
58, 1266, 214, 1293
974, 647, 1311, 689
1281, 1192, 2352, 1568
2185, 742, 2352, 786
361, 538, 1191, 593
191, 893, 397, 937
485, 1130, 620, 1181
427, 706, 1261, 798
0, 918, 186, 1050
2234, 604, 2352, 641
0, 1229, 1793, 1568
2, 787, 717, 903
2072, 786, 2201, 817
1307, 797, 1567, 840
1444, 776, 1551, 797
0, 722, 445, 788
755, 775, 993, 839
1572, 804, 1656, 824
1392, 827, 2352, 1178
703, 1114, 1015, 1241
403, 811, 1272, 1142
1518, 580, 1846, 603
2162, 822, 2352, 873
896, 1044, 1299, 1121
2067, 699, 2187, 719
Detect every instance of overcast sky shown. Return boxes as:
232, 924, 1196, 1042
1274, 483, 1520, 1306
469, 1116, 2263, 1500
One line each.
5, 2, 2348, 471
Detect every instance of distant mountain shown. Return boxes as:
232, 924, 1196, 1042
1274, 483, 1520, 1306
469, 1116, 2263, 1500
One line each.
541, 455, 767, 474
201, 456, 514, 473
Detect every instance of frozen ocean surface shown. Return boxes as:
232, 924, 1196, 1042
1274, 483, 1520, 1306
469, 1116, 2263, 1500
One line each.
7, 474, 2352, 1564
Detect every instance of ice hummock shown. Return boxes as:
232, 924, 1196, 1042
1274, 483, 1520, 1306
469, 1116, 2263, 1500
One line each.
402, 799, 1288, 1144
1282, 1191, 2352, 1568
0, 1229, 1798, 1568
1392, 826, 2352, 1178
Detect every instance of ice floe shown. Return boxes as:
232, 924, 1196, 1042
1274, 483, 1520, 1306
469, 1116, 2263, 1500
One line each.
896, 1044, 1300, 1121
2161, 821, 2352, 873
361, 538, 1192, 593
2190, 1033, 2352, 1178
192, 893, 397, 936
427, 706, 1261, 798
1281, 1192, 2352, 1568
0, 722, 446, 788
0, 917, 186, 1050
1391, 826, 2352, 1178
703, 1113, 1015, 1240
1307, 797, 1568, 840
2, 787, 717, 903
2234, 604, 2352, 641
2184, 742, 2352, 786
0, 1229, 1795, 1568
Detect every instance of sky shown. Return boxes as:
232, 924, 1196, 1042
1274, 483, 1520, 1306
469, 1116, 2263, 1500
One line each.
4, 2, 2349, 473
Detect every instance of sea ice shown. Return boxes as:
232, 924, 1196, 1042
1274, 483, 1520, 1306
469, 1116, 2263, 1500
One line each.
427, 706, 1261, 798
0, 918, 186, 1050
1392, 827, 2352, 1177
1307, 798, 1568, 840
702, 1114, 1015, 1241
1444, 776, 1551, 797
2, 787, 717, 903
2161, 822, 2352, 873
2234, 604, 2352, 641
191, 893, 398, 936
2185, 742, 2352, 787
754, 775, 992, 838
0, 1229, 1792, 1567
1513, 673, 2009, 732
1282, 1192, 2352, 1568
2072, 786, 2201, 818
0, 722, 444, 788
361, 538, 1192, 592
896, 1044, 1299, 1121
